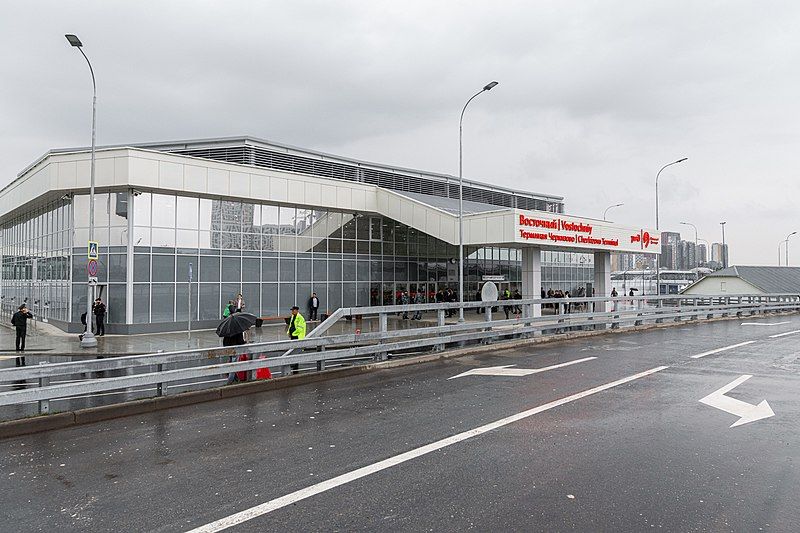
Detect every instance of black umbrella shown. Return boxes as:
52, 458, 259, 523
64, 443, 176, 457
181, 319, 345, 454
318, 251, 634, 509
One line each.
216, 312, 258, 337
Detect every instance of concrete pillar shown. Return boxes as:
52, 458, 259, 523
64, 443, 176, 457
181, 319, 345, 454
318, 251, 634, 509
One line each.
521, 247, 542, 318
594, 251, 611, 312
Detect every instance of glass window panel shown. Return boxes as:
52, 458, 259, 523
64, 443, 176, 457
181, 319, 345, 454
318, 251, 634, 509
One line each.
261, 205, 279, 234
199, 283, 221, 320
199, 198, 213, 231
328, 259, 342, 282
133, 254, 150, 282
243, 258, 260, 282
278, 207, 296, 234
262, 257, 278, 281
151, 194, 176, 228
176, 229, 199, 249
109, 254, 127, 283
296, 209, 312, 235
151, 283, 175, 322
222, 257, 241, 282
343, 282, 356, 307
242, 233, 260, 251
106, 284, 126, 324
199, 231, 211, 249
200, 255, 220, 282
133, 283, 150, 323
133, 193, 151, 227
279, 257, 295, 282
175, 283, 199, 321
177, 197, 199, 229
297, 258, 312, 280
152, 255, 175, 282
221, 283, 241, 309
73, 195, 90, 228
152, 228, 175, 247
110, 192, 129, 227
278, 283, 295, 312
133, 226, 150, 247
176, 255, 198, 283
260, 283, 278, 316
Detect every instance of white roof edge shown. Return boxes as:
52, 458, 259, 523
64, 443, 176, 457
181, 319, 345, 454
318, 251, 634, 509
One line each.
14, 135, 564, 202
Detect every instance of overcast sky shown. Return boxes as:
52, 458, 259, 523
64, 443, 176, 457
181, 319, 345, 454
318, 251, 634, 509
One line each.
1, 1, 798, 265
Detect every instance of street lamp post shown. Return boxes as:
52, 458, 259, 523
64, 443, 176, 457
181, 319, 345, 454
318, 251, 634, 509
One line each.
720, 222, 727, 268
458, 80, 498, 322
778, 241, 784, 266
785, 231, 797, 266
603, 203, 624, 221
66, 34, 98, 348
654, 158, 687, 297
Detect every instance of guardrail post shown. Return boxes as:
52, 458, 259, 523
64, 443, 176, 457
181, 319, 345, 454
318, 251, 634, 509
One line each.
377, 312, 389, 361
722, 297, 730, 317
523, 303, 533, 338
156, 363, 164, 396
37, 361, 49, 415
435, 309, 447, 351
611, 299, 620, 329
674, 298, 682, 322
316, 343, 326, 372
634, 298, 643, 326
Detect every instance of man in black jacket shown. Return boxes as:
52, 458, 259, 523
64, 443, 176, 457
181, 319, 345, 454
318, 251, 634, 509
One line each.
93, 298, 106, 336
308, 292, 320, 321
11, 304, 34, 366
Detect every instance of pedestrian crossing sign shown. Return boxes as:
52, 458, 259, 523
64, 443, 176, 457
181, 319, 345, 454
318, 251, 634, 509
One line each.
88, 241, 99, 260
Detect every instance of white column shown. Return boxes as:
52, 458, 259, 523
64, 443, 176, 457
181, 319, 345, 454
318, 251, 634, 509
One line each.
522, 247, 542, 317
126, 190, 134, 326
594, 251, 612, 312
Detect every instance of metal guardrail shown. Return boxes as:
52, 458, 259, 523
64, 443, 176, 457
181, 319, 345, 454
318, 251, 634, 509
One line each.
1, 293, 798, 417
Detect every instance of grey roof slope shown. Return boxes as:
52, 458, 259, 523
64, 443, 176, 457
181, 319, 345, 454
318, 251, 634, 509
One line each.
396, 191, 508, 215
704, 266, 800, 293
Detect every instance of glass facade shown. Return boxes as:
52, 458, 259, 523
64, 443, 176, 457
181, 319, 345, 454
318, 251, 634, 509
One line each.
1, 200, 72, 322
0, 191, 594, 330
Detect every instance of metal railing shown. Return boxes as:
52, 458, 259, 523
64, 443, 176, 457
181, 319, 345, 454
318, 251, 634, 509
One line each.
1, 293, 798, 418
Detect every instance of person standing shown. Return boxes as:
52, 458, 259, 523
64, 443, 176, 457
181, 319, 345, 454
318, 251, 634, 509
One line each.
401, 291, 410, 319
513, 288, 522, 314
308, 292, 320, 321
11, 304, 34, 366
235, 293, 245, 313
222, 300, 235, 318
287, 306, 307, 374
93, 298, 106, 336
412, 291, 423, 320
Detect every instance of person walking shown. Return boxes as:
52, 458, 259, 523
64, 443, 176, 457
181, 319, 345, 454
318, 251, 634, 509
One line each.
611, 287, 618, 297
11, 304, 34, 366
223, 331, 247, 385
412, 290, 423, 320
308, 292, 320, 321
93, 298, 106, 336
513, 288, 522, 314
401, 291, 410, 319
287, 306, 307, 374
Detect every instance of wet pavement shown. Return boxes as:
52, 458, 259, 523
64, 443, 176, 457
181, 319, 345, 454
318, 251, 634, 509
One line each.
1, 313, 798, 532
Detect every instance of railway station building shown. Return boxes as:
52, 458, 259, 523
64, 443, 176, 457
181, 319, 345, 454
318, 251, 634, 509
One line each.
0, 137, 659, 333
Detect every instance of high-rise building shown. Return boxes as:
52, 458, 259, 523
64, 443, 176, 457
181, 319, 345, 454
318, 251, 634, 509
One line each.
660, 232, 681, 269
697, 243, 708, 265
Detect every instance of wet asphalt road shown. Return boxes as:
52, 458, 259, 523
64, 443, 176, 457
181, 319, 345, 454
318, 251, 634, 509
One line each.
1, 315, 798, 532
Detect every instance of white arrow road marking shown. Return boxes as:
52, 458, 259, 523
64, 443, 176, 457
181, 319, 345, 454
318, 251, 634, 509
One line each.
447, 356, 597, 379
186, 365, 668, 533
699, 375, 775, 428
741, 321, 791, 326
690, 340, 755, 359
769, 329, 800, 338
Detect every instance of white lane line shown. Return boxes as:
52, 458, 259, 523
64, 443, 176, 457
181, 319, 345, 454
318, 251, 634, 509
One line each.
741, 322, 791, 326
185, 365, 669, 533
690, 340, 756, 359
769, 329, 800, 339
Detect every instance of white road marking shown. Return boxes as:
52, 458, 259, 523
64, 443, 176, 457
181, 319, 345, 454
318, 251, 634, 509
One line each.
769, 329, 800, 339
699, 375, 775, 428
447, 356, 597, 379
741, 322, 791, 326
690, 341, 756, 359
185, 365, 669, 533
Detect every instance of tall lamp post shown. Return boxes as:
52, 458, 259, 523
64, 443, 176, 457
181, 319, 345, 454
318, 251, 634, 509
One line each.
458, 80, 498, 322
603, 203, 624, 221
654, 158, 688, 296
720, 222, 727, 268
66, 34, 98, 348
785, 231, 797, 266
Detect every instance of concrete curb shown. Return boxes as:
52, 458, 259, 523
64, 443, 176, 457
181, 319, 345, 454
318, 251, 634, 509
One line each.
1, 309, 796, 440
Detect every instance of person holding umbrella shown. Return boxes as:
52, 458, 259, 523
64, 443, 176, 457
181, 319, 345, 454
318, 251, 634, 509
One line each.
216, 310, 257, 384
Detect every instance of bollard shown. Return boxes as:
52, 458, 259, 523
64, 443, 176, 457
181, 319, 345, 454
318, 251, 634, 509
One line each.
38, 361, 49, 415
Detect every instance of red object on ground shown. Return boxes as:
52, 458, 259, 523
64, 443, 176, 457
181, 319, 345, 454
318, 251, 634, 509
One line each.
255, 355, 272, 380
236, 354, 249, 381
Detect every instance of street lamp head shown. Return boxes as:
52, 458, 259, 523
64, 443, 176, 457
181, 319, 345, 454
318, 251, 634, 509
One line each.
790, 231, 798, 237
483, 81, 499, 91
676, 157, 688, 163
65, 34, 83, 47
